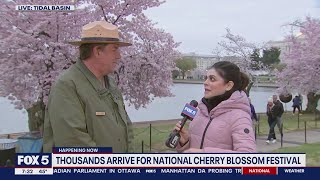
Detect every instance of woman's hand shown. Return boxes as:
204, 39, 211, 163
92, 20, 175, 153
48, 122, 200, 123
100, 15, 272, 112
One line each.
174, 121, 189, 145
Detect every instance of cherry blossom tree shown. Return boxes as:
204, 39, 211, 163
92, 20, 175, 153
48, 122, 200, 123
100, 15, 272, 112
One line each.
0, 0, 180, 131
276, 17, 320, 112
0, 0, 93, 131
215, 28, 264, 96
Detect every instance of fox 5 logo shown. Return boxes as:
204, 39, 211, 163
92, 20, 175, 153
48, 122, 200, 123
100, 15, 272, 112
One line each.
16, 153, 52, 167
182, 104, 198, 118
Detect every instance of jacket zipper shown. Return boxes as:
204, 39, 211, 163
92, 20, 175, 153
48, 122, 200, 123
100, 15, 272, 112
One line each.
200, 117, 214, 149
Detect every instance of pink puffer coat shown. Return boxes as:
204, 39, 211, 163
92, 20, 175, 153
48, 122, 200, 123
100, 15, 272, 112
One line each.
177, 91, 256, 153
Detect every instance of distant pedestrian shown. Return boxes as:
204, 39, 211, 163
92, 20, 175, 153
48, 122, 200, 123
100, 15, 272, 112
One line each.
249, 98, 258, 122
298, 94, 303, 112
266, 98, 277, 144
249, 98, 258, 140
273, 95, 284, 138
292, 95, 302, 115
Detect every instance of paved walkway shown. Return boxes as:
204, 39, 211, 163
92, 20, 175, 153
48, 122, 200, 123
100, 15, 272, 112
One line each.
256, 129, 320, 152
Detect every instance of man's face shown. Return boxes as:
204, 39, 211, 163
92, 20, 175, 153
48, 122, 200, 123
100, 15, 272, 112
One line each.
96, 44, 121, 75
273, 95, 278, 103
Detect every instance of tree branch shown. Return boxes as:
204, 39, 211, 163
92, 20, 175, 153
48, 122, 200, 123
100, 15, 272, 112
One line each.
99, 5, 108, 22
113, 3, 129, 24
113, 15, 122, 25
35, 31, 51, 38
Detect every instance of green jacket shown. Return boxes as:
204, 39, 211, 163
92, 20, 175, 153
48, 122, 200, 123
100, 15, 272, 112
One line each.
43, 60, 133, 153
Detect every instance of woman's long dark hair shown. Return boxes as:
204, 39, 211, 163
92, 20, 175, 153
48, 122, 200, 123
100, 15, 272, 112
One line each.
202, 61, 250, 112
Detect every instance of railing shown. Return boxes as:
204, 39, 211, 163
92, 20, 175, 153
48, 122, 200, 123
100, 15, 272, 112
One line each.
132, 112, 320, 153
1, 112, 319, 153
0, 132, 28, 139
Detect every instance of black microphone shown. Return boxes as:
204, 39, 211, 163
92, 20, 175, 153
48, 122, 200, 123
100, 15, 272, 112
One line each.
165, 100, 198, 148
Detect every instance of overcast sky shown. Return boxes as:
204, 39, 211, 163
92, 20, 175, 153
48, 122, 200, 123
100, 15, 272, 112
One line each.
145, 0, 320, 55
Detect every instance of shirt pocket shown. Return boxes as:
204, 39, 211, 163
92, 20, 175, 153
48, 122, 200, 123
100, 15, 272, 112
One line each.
108, 93, 128, 127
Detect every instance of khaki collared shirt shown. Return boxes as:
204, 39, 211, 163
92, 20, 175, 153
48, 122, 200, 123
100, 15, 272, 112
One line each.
43, 60, 133, 153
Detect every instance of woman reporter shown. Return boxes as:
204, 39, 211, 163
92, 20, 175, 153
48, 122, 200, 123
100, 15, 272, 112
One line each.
174, 61, 256, 153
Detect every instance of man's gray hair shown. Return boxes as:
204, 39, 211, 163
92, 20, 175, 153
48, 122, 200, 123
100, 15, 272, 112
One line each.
79, 43, 108, 61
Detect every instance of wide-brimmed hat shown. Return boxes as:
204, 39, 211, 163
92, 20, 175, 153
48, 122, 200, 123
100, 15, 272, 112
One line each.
68, 21, 132, 46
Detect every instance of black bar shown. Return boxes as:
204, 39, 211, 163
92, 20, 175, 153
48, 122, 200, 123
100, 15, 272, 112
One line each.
257, 114, 260, 134
142, 141, 144, 153
281, 124, 283, 148
149, 124, 152, 152
315, 111, 317, 127
305, 121, 307, 144
254, 124, 257, 141
298, 113, 300, 129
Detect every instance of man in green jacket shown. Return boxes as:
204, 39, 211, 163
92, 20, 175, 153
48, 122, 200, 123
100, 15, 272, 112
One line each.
43, 21, 133, 153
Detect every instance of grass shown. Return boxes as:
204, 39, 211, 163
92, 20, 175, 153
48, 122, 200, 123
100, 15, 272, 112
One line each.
132, 123, 178, 152
273, 143, 320, 166
131, 112, 319, 153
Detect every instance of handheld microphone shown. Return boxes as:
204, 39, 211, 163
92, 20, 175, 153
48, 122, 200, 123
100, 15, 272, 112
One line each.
165, 100, 198, 148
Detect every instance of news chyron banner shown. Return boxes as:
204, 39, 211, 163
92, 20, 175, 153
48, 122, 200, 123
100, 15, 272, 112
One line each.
8, 147, 317, 178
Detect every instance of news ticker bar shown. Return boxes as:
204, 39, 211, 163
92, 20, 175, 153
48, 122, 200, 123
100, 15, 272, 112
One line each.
15, 5, 75, 11
14, 167, 305, 175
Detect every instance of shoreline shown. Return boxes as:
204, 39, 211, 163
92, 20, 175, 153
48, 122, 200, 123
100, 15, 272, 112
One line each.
132, 119, 179, 128
173, 80, 279, 88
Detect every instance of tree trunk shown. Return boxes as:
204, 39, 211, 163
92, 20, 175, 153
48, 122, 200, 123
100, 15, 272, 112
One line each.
305, 92, 320, 113
26, 101, 46, 133
245, 74, 255, 97
246, 81, 254, 97
181, 71, 185, 79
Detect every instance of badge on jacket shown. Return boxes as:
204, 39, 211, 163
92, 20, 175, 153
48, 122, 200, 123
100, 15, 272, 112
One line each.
244, 128, 250, 134
96, 112, 106, 116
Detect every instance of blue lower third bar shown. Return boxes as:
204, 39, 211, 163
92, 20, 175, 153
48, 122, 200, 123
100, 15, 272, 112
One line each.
52, 167, 319, 177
